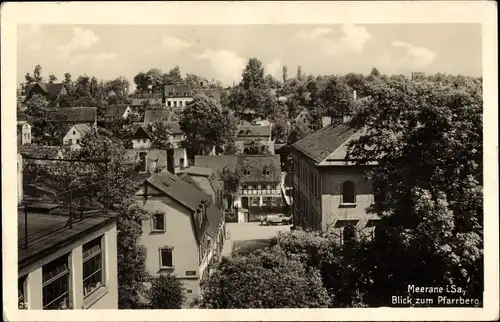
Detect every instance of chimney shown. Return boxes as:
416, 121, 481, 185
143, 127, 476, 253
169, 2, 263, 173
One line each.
167, 148, 175, 174
353, 90, 357, 101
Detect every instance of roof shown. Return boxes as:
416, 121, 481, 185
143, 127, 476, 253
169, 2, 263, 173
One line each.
195, 155, 281, 183
131, 98, 163, 106
17, 121, 30, 127
177, 166, 215, 177
18, 145, 61, 158
124, 148, 187, 173
133, 125, 153, 140
46, 107, 97, 123
164, 85, 193, 97
164, 121, 183, 134
194, 89, 222, 104
72, 123, 92, 136
144, 109, 180, 124
26, 82, 67, 101
18, 206, 116, 270
146, 171, 208, 213
103, 105, 130, 118
179, 173, 203, 191
205, 206, 223, 238
236, 125, 272, 138
291, 122, 358, 163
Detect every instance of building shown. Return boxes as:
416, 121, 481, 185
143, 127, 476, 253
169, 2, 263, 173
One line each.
131, 122, 185, 150
195, 155, 283, 222
294, 107, 313, 128
46, 107, 97, 125
163, 85, 193, 109
130, 97, 163, 109
102, 104, 133, 121
24, 82, 70, 105
235, 124, 274, 155
17, 121, 32, 146
135, 169, 224, 306
18, 203, 118, 310
131, 125, 153, 150
193, 88, 223, 106
290, 118, 380, 239
177, 166, 224, 210
63, 124, 93, 150
125, 148, 189, 176
143, 109, 180, 124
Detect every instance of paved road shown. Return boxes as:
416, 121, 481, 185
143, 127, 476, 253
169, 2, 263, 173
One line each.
222, 222, 290, 256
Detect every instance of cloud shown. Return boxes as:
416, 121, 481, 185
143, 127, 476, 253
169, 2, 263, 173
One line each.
19, 25, 45, 51
298, 24, 372, 55
58, 27, 100, 54
391, 41, 436, 69
265, 59, 284, 79
192, 49, 245, 85
160, 36, 194, 52
323, 24, 372, 55
297, 27, 332, 40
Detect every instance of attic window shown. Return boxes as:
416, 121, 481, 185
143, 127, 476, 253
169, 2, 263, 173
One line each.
244, 169, 251, 176
263, 169, 270, 176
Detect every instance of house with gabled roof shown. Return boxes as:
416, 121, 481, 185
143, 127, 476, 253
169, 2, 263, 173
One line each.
234, 124, 274, 155
290, 116, 380, 241
25, 82, 70, 105
17, 121, 32, 146
195, 154, 283, 222
163, 85, 193, 109
135, 168, 224, 307
102, 104, 133, 121
63, 123, 94, 150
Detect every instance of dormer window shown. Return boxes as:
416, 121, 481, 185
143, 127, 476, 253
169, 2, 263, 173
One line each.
244, 169, 251, 176
263, 168, 270, 176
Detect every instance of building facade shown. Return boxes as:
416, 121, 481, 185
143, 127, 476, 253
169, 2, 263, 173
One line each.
195, 155, 283, 222
135, 170, 224, 306
163, 85, 194, 109
63, 124, 93, 150
234, 124, 275, 155
291, 120, 380, 240
17, 121, 32, 146
18, 204, 118, 310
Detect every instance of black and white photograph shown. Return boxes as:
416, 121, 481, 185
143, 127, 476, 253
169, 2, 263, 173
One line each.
2, 2, 498, 321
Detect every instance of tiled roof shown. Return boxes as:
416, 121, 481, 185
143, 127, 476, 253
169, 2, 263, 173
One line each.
146, 171, 208, 213
144, 109, 179, 124
291, 122, 358, 163
164, 85, 192, 97
205, 206, 223, 238
177, 166, 215, 177
46, 107, 97, 123
26, 82, 67, 101
124, 148, 186, 172
73, 123, 92, 136
103, 105, 129, 118
179, 173, 203, 191
236, 125, 271, 138
131, 98, 163, 106
195, 155, 281, 183
164, 121, 183, 134
18, 146, 61, 158
132, 126, 153, 140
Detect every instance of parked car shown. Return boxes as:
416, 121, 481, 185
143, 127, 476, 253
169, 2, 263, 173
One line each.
265, 214, 292, 225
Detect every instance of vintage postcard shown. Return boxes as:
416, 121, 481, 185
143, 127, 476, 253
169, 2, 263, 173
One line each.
1, 1, 498, 321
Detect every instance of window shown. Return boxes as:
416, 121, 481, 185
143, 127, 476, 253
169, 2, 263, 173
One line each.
139, 152, 147, 173
244, 169, 251, 175
82, 237, 103, 298
342, 181, 356, 204
73, 130, 76, 135
343, 225, 356, 245
167, 101, 171, 107
42, 254, 70, 309
263, 169, 270, 176
151, 212, 165, 231
76, 139, 80, 145
159, 247, 174, 269
179, 158, 185, 169
250, 197, 260, 206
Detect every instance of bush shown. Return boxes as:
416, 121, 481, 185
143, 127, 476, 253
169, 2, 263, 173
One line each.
146, 273, 186, 309
224, 209, 238, 223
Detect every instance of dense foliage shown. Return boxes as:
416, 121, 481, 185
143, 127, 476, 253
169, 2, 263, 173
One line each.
199, 246, 330, 308
146, 273, 186, 309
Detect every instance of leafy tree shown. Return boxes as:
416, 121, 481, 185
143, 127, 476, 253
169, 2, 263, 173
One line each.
264, 74, 281, 89
241, 57, 265, 90
146, 273, 186, 309
184, 73, 209, 89
179, 96, 237, 157
48, 74, 58, 83
287, 121, 312, 145
163, 66, 183, 85
223, 141, 238, 155
369, 67, 380, 77
199, 246, 330, 308
346, 76, 483, 305
282, 65, 288, 84
243, 140, 270, 155
148, 121, 174, 150
296, 65, 304, 81
33, 64, 43, 82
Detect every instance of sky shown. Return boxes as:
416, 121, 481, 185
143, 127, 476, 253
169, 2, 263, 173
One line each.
17, 24, 482, 88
